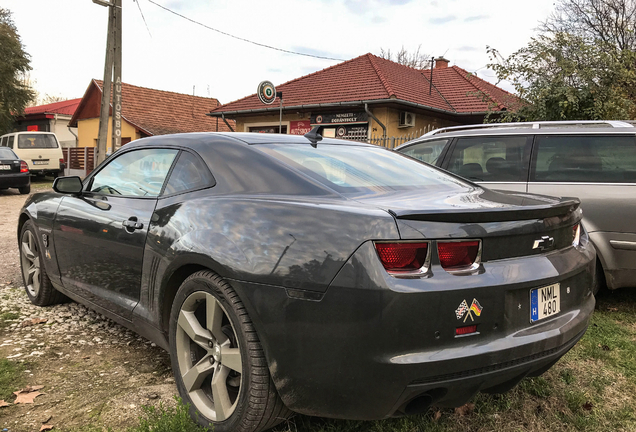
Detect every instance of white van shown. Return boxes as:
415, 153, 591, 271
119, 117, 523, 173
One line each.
0, 131, 65, 177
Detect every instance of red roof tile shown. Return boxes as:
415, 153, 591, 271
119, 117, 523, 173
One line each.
70, 80, 233, 135
24, 98, 82, 116
211, 53, 520, 116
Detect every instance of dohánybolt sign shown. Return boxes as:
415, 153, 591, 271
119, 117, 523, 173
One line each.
257, 81, 277, 105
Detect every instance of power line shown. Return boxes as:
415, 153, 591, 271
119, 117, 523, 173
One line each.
134, 0, 152, 37
145, 0, 345, 61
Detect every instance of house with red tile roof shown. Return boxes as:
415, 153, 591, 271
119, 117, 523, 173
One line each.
12, 98, 82, 147
69, 79, 234, 150
208, 54, 520, 146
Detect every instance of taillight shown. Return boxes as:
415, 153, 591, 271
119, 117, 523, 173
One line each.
59, 158, 65, 166
456, 325, 477, 336
437, 240, 480, 271
374, 242, 429, 274
572, 223, 581, 247
20, 161, 29, 173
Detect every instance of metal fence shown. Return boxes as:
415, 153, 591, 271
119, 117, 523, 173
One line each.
339, 125, 436, 148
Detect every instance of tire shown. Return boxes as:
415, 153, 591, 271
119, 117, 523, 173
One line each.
169, 270, 291, 432
18, 185, 30, 194
592, 258, 606, 296
19, 220, 67, 306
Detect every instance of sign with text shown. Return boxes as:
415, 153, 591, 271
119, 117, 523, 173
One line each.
310, 112, 368, 125
289, 120, 312, 135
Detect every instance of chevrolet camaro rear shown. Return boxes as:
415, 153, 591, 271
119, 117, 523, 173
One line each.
18, 133, 595, 431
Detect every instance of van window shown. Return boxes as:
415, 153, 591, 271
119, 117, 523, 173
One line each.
446, 136, 531, 182
7, 136, 14, 149
0, 136, 6, 147
17, 134, 59, 149
400, 139, 449, 165
533, 135, 636, 183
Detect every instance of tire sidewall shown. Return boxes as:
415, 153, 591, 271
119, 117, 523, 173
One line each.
168, 273, 252, 432
19, 220, 45, 304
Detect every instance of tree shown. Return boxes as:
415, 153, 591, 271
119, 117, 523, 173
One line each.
0, 8, 35, 132
379, 45, 432, 69
487, 0, 636, 121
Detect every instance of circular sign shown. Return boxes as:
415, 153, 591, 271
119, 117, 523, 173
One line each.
316, 115, 323, 124
337, 126, 346, 137
257, 81, 276, 105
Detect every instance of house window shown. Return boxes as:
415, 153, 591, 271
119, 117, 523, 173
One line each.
121, 137, 132, 146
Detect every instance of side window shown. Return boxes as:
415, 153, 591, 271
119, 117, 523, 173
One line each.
0, 136, 6, 147
89, 148, 178, 197
163, 151, 214, 195
7, 136, 14, 149
400, 139, 449, 165
533, 135, 636, 183
446, 136, 530, 182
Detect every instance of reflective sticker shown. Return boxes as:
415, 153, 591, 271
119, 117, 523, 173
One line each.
45, 250, 51, 260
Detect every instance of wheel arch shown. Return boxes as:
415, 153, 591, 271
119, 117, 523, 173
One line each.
17, 212, 31, 241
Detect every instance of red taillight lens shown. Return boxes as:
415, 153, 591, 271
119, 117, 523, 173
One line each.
437, 241, 480, 270
456, 325, 477, 336
59, 158, 65, 165
375, 242, 428, 273
20, 161, 29, 173
572, 223, 581, 247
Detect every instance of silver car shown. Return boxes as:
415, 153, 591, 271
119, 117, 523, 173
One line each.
396, 120, 636, 291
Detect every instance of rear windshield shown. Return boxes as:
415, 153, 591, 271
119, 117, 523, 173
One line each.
17, 134, 58, 149
0, 148, 18, 159
258, 144, 470, 194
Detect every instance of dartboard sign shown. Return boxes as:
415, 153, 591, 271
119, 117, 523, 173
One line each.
257, 81, 277, 104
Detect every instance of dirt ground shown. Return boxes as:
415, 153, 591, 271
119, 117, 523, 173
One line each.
0, 180, 178, 432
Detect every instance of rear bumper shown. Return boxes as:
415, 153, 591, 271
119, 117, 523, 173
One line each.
0, 173, 30, 188
231, 237, 596, 420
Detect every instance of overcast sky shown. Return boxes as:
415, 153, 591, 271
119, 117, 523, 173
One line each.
6, 0, 555, 105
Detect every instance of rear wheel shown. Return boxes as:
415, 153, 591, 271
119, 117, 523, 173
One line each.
169, 270, 291, 432
19, 220, 66, 306
18, 185, 30, 194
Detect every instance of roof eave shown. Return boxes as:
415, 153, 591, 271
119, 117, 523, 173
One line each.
207, 99, 497, 118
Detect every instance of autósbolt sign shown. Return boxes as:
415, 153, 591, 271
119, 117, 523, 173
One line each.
311, 112, 368, 125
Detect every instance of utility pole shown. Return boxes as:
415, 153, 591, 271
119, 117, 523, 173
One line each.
93, 0, 122, 164
111, 0, 122, 155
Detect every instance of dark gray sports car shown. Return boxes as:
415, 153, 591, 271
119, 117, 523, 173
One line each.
18, 132, 595, 432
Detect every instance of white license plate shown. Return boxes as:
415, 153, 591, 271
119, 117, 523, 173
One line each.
530, 283, 560, 322
32, 160, 48, 165
0, 165, 10, 170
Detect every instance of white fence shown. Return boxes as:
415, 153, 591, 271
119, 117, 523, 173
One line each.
339, 126, 435, 149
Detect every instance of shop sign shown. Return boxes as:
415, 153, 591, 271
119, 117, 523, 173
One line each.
310, 112, 368, 125
289, 120, 312, 135
333, 124, 368, 139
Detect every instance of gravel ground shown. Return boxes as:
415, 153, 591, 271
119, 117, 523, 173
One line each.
0, 181, 178, 432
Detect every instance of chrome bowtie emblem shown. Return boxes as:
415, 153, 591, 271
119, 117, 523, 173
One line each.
532, 236, 555, 251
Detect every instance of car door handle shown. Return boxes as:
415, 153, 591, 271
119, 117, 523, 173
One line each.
122, 218, 144, 230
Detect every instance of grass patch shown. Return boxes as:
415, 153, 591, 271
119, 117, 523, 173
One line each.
127, 398, 209, 432
0, 310, 20, 328
0, 358, 25, 400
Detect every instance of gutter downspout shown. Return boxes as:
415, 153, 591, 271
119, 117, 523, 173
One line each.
67, 126, 79, 147
221, 113, 235, 132
364, 103, 386, 147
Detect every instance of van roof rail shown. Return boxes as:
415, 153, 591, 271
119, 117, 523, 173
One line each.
420, 120, 635, 138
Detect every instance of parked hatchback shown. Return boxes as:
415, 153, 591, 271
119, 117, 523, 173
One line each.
0, 131, 65, 177
396, 120, 636, 291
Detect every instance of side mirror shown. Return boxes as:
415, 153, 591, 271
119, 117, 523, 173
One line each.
53, 176, 83, 195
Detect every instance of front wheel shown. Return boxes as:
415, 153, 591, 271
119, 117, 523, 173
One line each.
169, 270, 291, 432
19, 220, 66, 305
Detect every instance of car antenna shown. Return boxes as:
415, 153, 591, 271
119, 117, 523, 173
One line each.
304, 126, 323, 147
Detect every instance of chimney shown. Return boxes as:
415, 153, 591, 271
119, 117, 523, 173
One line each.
435, 56, 450, 69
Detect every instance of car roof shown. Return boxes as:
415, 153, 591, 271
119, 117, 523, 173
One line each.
125, 131, 379, 149
396, 121, 636, 148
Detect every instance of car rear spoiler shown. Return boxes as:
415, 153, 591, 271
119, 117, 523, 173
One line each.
391, 198, 580, 223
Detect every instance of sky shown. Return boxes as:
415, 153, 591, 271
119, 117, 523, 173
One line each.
5, 0, 556, 106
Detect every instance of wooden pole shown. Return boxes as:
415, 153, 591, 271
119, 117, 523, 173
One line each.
111, 0, 122, 155
97, 4, 115, 165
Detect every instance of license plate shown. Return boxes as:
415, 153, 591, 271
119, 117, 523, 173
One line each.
530, 283, 560, 322
32, 160, 48, 165
0, 165, 10, 170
